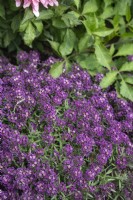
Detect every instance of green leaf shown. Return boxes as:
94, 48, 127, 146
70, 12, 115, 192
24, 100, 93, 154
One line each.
120, 80, 133, 101
76, 53, 103, 75
54, 4, 69, 16
104, 0, 113, 8
100, 6, 114, 19
52, 18, 66, 29
82, 0, 98, 14
33, 21, 43, 35
114, 57, 127, 70
21, 8, 34, 24
62, 11, 81, 27
83, 16, 98, 35
49, 61, 64, 78
19, 21, 29, 32
93, 28, 114, 37
115, 43, 133, 56
36, 9, 54, 20
23, 22, 36, 47
74, 0, 80, 9
119, 62, 133, 72
11, 14, 22, 33
3, 31, 14, 47
126, 4, 131, 22
112, 14, 120, 29
64, 58, 71, 71
0, 4, 5, 19
78, 33, 91, 52
47, 40, 60, 54
110, 44, 115, 56
123, 76, 133, 84
114, 0, 131, 16
95, 42, 112, 70
59, 29, 76, 57
115, 81, 122, 98
100, 71, 118, 88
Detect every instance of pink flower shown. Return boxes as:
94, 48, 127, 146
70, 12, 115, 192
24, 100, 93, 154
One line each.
15, 0, 58, 17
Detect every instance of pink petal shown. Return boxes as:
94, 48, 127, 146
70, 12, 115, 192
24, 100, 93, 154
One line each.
16, 0, 22, 7
23, 0, 31, 8
32, 0, 40, 17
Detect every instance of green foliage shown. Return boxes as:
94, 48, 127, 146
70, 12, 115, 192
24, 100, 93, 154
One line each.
120, 80, 133, 101
49, 61, 64, 78
0, 0, 133, 101
95, 41, 112, 70
100, 71, 118, 88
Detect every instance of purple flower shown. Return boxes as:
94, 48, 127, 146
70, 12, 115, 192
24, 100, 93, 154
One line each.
0, 52, 133, 199
128, 55, 133, 61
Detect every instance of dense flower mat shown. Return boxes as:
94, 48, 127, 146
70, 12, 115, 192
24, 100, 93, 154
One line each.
0, 51, 133, 200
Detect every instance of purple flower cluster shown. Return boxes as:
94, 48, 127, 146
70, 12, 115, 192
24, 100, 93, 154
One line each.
128, 55, 133, 62
0, 51, 133, 199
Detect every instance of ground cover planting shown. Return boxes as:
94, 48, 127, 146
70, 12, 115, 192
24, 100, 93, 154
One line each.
0, 0, 133, 200
0, 51, 133, 199
0, 0, 133, 101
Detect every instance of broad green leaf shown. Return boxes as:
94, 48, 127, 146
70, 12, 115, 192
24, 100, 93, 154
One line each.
100, 71, 118, 88
83, 20, 92, 35
19, 21, 29, 32
33, 21, 43, 35
64, 58, 71, 71
0, 4, 5, 19
126, 4, 131, 22
114, 57, 127, 70
112, 14, 120, 29
76, 53, 103, 75
49, 62, 63, 78
115, 81, 122, 98
74, 0, 80, 9
62, 11, 81, 27
110, 44, 115, 56
93, 28, 114, 37
54, 4, 69, 16
120, 80, 133, 101
52, 18, 66, 29
36, 10, 54, 20
114, 0, 131, 16
47, 40, 60, 54
100, 6, 114, 19
104, 0, 113, 8
83, 16, 98, 35
78, 33, 91, 52
121, 32, 133, 39
3, 31, 14, 47
115, 43, 133, 56
95, 42, 112, 70
21, 9, 34, 24
82, 0, 98, 14
124, 76, 133, 84
11, 14, 22, 33
128, 19, 133, 28
23, 22, 36, 46
59, 29, 76, 57
119, 62, 133, 72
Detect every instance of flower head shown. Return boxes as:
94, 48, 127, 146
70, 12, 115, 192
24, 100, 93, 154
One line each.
15, 0, 58, 17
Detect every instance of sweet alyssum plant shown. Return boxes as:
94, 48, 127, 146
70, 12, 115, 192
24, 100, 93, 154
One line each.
0, 0, 133, 101
0, 51, 133, 199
